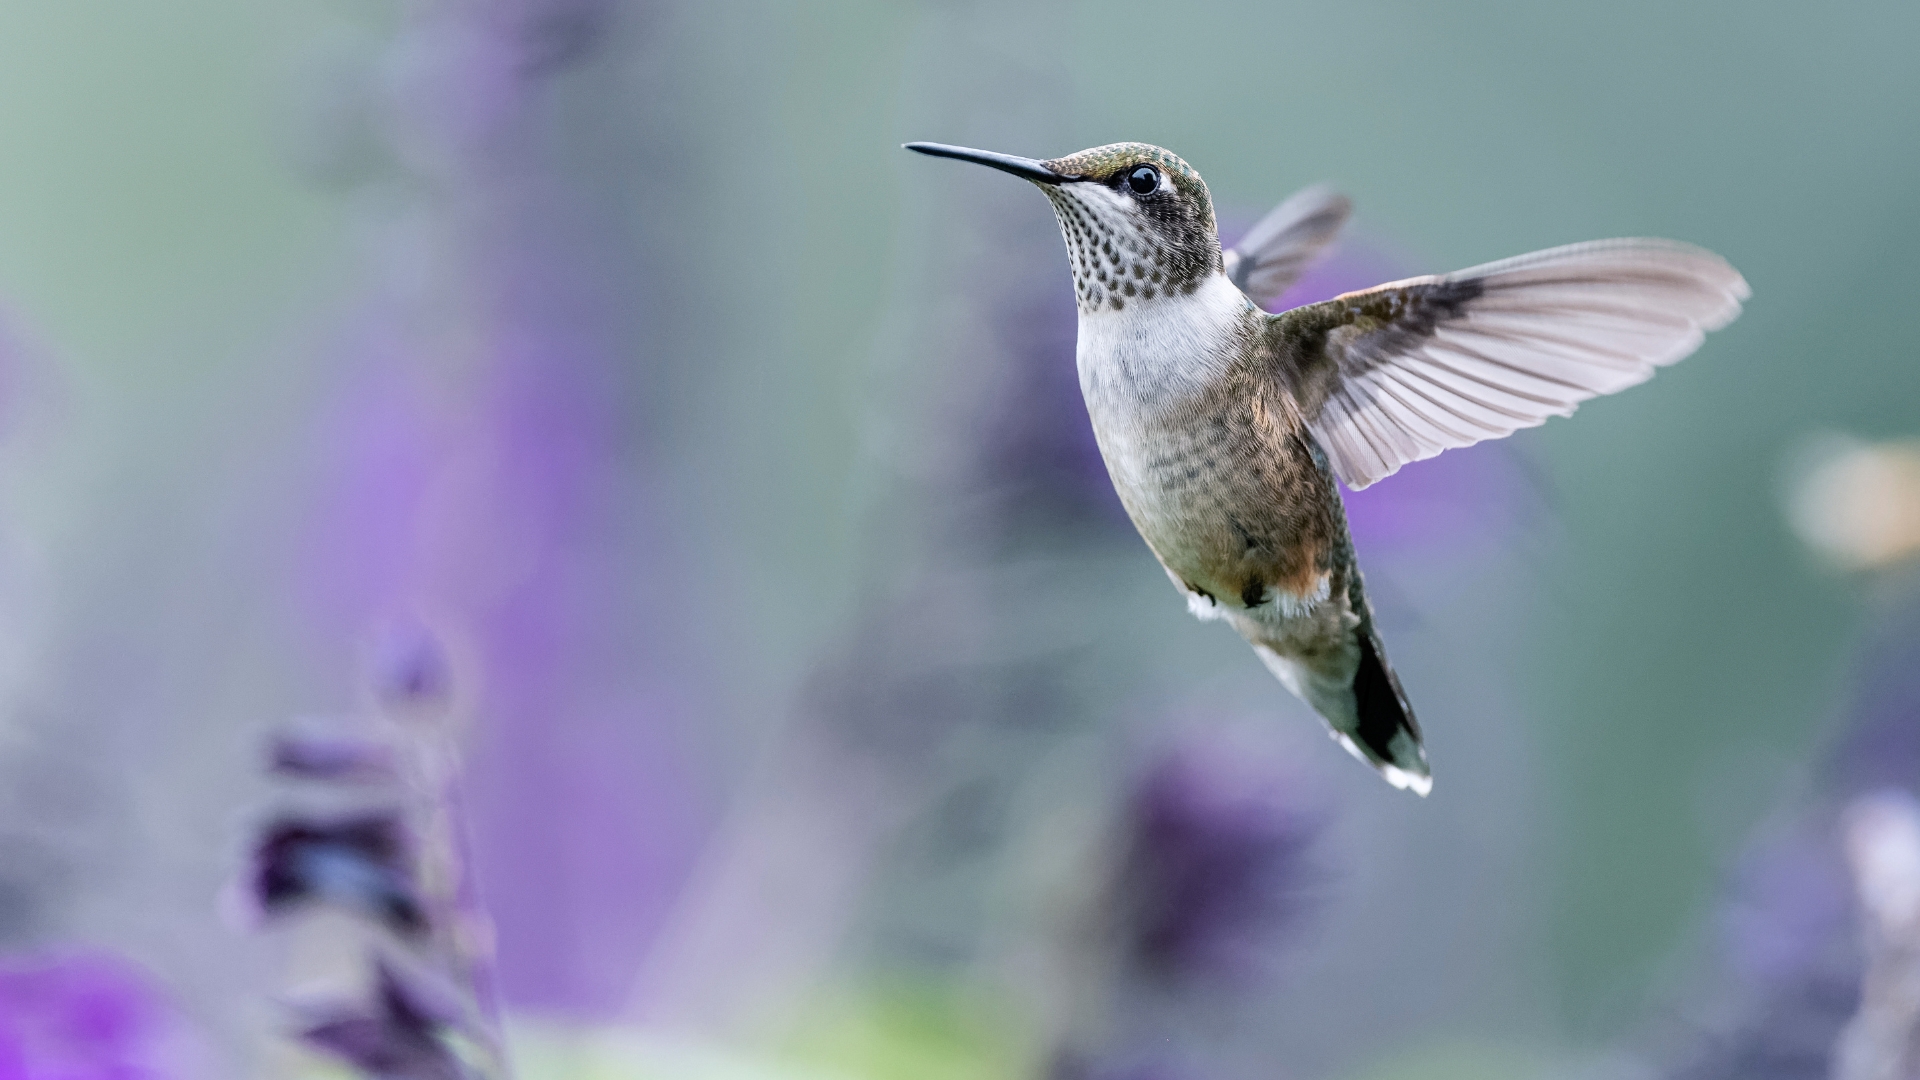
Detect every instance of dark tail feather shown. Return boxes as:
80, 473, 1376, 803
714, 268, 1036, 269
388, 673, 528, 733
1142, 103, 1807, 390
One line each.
1351, 631, 1431, 795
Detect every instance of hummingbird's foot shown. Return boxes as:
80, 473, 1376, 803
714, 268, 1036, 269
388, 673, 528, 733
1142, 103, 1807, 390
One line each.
1183, 586, 1224, 622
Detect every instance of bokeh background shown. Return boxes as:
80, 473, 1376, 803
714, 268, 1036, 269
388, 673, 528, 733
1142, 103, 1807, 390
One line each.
1, 1, 1918, 1077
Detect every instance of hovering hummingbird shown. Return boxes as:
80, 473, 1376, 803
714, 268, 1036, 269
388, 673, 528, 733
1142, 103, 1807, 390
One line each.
904, 140, 1749, 795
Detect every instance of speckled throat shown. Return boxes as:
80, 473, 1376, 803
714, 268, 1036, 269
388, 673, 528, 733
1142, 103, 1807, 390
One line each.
1042, 188, 1189, 314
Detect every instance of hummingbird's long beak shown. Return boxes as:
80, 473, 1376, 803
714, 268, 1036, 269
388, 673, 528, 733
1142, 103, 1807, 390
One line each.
903, 142, 1082, 185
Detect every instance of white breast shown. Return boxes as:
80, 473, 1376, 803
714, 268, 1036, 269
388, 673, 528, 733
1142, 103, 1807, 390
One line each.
1075, 272, 1252, 511
1078, 271, 1245, 428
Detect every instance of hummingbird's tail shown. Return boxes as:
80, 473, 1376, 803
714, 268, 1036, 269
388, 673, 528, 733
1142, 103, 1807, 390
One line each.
1347, 630, 1430, 795
1250, 628, 1431, 796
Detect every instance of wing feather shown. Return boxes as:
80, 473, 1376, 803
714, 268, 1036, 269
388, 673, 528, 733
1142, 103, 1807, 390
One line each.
1223, 184, 1352, 310
1271, 238, 1748, 489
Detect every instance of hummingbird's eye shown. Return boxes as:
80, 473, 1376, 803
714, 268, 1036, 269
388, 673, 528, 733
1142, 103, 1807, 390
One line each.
1125, 165, 1160, 195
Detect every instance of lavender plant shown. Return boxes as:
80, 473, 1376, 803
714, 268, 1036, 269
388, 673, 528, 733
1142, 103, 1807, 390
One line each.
234, 627, 508, 1079
1656, 546, 1920, 1080
1045, 731, 1324, 1080
297, 958, 476, 1080
1109, 741, 1321, 993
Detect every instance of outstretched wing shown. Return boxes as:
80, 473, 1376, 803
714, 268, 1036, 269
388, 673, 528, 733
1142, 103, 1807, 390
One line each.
1222, 184, 1352, 310
1268, 238, 1748, 490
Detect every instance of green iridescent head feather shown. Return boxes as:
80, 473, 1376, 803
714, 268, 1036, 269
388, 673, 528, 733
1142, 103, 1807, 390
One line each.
1045, 143, 1211, 209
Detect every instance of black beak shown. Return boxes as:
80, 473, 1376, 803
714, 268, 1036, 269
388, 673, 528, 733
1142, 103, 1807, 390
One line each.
903, 142, 1083, 185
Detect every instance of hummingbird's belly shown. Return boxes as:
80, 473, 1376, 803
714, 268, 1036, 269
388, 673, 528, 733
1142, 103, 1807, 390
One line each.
1073, 275, 1340, 616
1091, 400, 1338, 615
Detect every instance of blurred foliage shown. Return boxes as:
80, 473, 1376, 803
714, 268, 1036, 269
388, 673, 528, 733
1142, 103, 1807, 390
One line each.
512, 982, 1032, 1080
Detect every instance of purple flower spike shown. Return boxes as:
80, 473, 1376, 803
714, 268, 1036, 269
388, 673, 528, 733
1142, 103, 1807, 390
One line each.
270, 730, 400, 784
1113, 742, 1321, 989
255, 814, 428, 936
367, 624, 454, 718
300, 959, 471, 1080
509, 0, 617, 75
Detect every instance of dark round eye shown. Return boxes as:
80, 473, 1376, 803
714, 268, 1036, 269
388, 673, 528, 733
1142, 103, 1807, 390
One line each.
1126, 165, 1160, 195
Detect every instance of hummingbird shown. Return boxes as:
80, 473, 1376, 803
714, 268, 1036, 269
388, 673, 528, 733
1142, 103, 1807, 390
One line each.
904, 141, 1747, 795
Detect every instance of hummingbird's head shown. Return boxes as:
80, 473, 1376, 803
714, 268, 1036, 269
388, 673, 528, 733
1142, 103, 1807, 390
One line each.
905, 141, 1221, 315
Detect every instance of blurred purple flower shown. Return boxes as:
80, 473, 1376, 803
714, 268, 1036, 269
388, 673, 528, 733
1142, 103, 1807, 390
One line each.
1719, 826, 1857, 989
368, 624, 454, 718
271, 729, 399, 784
288, 0, 714, 1020
299, 959, 471, 1080
1659, 594, 1920, 1079
1031, 733, 1327, 1080
1827, 597, 1920, 798
253, 814, 428, 937
506, 0, 618, 75
240, 660, 508, 1074
1668, 977, 1861, 1080
974, 280, 1129, 536
1340, 442, 1543, 555
1831, 790, 1920, 1080
0, 951, 187, 1080
1664, 820, 1862, 1080
1111, 738, 1321, 989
